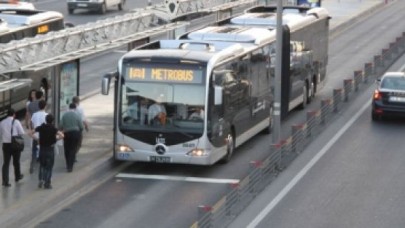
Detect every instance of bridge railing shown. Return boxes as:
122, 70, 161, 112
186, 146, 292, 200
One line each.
0, 0, 270, 74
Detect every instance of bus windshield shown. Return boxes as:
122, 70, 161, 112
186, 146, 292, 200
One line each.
120, 80, 206, 134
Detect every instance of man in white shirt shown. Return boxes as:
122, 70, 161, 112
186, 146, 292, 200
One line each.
1, 109, 25, 187
30, 99, 48, 174
148, 95, 167, 125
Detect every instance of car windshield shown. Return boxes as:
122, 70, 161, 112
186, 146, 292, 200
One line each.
381, 77, 405, 90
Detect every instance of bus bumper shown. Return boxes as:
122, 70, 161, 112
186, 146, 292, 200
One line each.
115, 151, 215, 166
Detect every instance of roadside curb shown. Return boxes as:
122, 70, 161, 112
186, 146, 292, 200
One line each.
0, 148, 115, 228
26, 152, 133, 228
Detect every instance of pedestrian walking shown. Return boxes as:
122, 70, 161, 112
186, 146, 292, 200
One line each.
59, 103, 83, 172
72, 96, 89, 159
1, 109, 25, 187
33, 114, 63, 189
25, 89, 37, 129
29, 99, 47, 174
27, 90, 44, 174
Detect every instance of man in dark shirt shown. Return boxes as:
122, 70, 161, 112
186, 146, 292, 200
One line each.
34, 114, 63, 189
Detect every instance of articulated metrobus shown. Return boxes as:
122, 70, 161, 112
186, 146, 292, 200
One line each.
101, 6, 330, 165
0, 9, 67, 118
194, 5, 330, 118
102, 29, 274, 165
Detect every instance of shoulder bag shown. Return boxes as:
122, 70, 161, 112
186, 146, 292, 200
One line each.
11, 119, 25, 152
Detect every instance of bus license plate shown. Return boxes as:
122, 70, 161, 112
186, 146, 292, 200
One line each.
150, 156, 171, 163
77, 3, 87, 7
117, 153, 130, 160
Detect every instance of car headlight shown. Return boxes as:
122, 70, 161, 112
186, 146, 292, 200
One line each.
187, 148, 208, 157
115, 144, 135, 152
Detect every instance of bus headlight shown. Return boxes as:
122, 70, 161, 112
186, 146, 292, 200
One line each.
187, 148, 208, 157
115, 144, 134, 152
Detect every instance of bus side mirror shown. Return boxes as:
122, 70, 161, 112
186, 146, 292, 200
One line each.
101, 71, 118, 95
214, 86, 223, 105
101, 74, 112, 95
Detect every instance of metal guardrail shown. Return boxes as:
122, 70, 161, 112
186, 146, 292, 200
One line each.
191, 31, 405, 228
0, 11, 165, 72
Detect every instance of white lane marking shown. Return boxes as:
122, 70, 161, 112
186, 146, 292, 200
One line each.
116, 173, 240, 184
113, 50, 128, 53
247, 100, 370, 228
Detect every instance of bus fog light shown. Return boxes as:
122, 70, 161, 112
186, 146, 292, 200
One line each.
116, 144, 134, 152
187, 149, 208, 157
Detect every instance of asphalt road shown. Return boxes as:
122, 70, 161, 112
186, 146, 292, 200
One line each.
250, 56, 405, 228
34, 1, 405, 228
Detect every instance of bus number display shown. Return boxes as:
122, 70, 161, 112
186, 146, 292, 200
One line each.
126, 67, 203, 84
37, 25, 49, 34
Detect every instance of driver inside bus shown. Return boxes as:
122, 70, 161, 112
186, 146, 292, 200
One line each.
148, 94, 167, 125
126, 97, 148, 124
188, 107, 204, 120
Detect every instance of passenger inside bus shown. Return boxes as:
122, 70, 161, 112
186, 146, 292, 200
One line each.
148, 94, 167, 125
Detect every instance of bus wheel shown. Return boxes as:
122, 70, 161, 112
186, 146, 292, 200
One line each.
308, 81, 315, 104
299, 85, 307, 109
118, 0, 125, 10
220, 133, 235, 164
262, 106, 273, 134
68, 8, 74, 14
99, 4, 106, 14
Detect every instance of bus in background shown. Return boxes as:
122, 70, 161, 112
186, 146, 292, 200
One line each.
200, 5, 330, 118
0, 9, 67, 119
101, 29, 274, 165
0, 9, 65, 43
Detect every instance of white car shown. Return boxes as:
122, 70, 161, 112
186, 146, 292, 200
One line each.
67, 0, 125, 14
0, 0, 35, 10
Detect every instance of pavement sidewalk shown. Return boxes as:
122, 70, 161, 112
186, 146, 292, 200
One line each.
0, 93, 115, 228
0, 0, 393, 227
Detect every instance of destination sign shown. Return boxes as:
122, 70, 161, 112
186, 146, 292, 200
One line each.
37, 25, 49, 34
126, 67, 203, 84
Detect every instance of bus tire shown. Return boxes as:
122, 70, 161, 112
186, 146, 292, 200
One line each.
220, 132, 235, 164
99, 4, 106, 14
118, 0, 124, 10
262, 106, 273, 134
308, 81, 315, 104
68, 8, 74, 14
299, 85, 307, 109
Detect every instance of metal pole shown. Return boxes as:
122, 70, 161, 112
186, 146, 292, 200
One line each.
272, 0, 283, 144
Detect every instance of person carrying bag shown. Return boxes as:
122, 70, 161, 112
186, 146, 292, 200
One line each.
1, 109, 25, 187
11, 119, 25, 152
